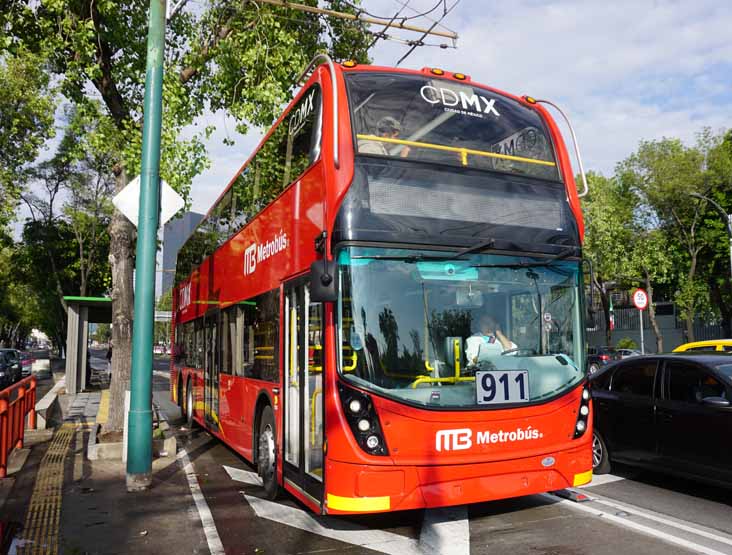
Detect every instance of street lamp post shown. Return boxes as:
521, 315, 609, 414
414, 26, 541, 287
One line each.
690, 191, 732, 292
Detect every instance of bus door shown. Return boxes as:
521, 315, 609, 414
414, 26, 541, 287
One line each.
283, 280, 324, 507
204, 311, 220, 432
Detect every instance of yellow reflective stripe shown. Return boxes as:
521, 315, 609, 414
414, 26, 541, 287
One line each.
327, 493, 390, 512
573, 470, 592, 486
356, 134, 557, 167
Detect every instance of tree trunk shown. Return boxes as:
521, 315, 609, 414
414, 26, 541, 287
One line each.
106, 167, 136, 433
644, 270, 663, 353
593, 278, 611, 345
685, 254, 697, 343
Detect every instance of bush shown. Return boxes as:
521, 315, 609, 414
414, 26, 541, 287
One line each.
616, 337, 638, 350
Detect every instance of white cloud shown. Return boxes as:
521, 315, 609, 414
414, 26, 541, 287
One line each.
177, 0, 732, 213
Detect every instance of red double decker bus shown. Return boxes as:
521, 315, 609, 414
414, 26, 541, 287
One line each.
171, 55, 592, 515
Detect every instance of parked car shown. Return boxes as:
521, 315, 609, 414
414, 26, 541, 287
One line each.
590, 352, 732, 487
0, 349, 23, 389
617, 348, 641, 359
672, 339, 732, 353
20, 351, 34, 377
587, 346, 622, 374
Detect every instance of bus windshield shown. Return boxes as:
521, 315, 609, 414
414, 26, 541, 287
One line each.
337, 246, 585, 409
346, 72, 559, 181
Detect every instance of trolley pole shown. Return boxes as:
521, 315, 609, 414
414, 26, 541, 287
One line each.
126, 0, 167, 492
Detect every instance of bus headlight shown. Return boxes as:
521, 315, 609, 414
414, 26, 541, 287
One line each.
338, 382, 389, 456
573, 385, 591, 439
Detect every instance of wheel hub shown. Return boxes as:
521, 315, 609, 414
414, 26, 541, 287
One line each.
258, 424, 275, 481
592, 433, 603, 468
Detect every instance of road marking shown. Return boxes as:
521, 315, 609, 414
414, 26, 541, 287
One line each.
244, 494, 423, 555
579, 473, 625, 487
223, 465, 262, 486
179, 449, 226, 555
419, 505, 470, 555
589, 494, 732, 547
543, 493, 729, 555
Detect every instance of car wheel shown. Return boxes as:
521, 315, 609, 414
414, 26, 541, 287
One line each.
592, 430, 611, 474
589, 363, 600, 375
257, 405, 279, 500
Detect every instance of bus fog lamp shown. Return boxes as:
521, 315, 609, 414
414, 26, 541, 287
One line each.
580, 405, 589, 416
349, 399, 362, 413
366, 435, 380, 449
575, 420, 586, 432
357, 419, 371, 432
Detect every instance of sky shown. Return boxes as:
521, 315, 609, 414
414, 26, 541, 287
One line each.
187, 0, 732, 216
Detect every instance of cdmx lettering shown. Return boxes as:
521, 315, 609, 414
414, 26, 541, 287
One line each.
243, 230, 289, 276
435, 426, 543, 452
178, 282, 191, 310
420, 85, 500, 117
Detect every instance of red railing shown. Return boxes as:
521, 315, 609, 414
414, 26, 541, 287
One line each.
0, 376, 37, 478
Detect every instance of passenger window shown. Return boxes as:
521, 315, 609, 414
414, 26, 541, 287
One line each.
723, 345, 732, 352
241, 290, 280, 382
667, 362, 726, 403
612, 361, 656, 397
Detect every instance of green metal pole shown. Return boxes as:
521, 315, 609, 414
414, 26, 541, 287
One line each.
126, 0, 167, 492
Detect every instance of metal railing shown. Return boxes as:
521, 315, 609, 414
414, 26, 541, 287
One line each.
0, 375, 37, 478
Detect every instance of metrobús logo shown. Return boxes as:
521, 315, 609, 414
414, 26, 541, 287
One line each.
435, 426, 543, 452
244, 230, 288, 276
420, 85, 500, 118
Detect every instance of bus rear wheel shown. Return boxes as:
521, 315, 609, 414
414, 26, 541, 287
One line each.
257, 406, 279, 500
185, 380, 194, 428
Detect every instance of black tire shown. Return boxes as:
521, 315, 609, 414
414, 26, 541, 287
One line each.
592, 430, 611, 474
257, 405, 279, 500
185, 379, 194, 428
178, 375, 185, 419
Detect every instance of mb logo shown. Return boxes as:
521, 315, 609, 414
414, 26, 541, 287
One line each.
244, 244, 257, 275
435, 428, 472, 452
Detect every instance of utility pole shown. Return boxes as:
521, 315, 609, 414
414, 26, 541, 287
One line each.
126, 0, 167, 492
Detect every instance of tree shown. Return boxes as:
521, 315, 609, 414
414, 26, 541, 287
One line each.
581, 172, 634, 344
3, 0, 371, 431
0, 48, 56, 227
617, 138, 708, 342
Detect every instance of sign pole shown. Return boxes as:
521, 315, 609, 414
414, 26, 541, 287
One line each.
633, 289, 648, 356
126, 0, 167, 492
639, 309, 644, 355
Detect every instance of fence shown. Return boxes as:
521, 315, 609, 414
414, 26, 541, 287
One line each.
0, 375, 37, 478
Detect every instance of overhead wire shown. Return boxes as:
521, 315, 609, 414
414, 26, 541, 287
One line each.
339, 0, 445, 22
395, 0, 460, 66
365, 0, 410, 50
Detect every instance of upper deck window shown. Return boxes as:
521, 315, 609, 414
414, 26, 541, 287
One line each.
346, 73, 559, 181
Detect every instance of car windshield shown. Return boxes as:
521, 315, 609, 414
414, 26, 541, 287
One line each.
715, 363, 732, 380
337, 246, 585, 409
346, 72, 559, 181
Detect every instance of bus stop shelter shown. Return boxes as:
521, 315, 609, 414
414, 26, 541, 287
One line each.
64, 296, 112, 395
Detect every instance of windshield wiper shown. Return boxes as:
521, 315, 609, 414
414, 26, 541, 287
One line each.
470, 247, 578, 269
349, 240, 496, 264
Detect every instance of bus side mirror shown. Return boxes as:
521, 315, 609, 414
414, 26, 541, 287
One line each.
310, 260, 338, 302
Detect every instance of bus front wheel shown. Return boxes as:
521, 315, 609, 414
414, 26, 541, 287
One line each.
257, 406, 279, 500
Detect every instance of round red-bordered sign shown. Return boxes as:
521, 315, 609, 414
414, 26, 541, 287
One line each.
633, 288, 648, 311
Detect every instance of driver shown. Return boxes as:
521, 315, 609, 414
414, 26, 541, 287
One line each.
358, 116, 411, 158
466, 314, 517, 364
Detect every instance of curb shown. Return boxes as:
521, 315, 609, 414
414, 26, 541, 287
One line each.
35, 376, 66, 430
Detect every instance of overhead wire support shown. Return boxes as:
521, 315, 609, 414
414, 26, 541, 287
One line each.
253, 0, 458, 40
395, 0, 460, 65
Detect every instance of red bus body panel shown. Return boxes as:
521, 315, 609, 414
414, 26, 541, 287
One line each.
171, 62, 591, 514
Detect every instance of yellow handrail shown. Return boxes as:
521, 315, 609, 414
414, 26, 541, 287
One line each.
310, 387, 322, 446
356, 134, 557, 167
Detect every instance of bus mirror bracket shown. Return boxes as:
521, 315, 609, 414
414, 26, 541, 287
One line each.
310, 259, 338, 302
534, 99, 589, 198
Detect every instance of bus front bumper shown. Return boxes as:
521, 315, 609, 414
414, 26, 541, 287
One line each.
324, 443, 592, 514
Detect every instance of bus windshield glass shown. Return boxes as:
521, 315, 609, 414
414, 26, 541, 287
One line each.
337, 246, 585, 409
346, 72, 559, 181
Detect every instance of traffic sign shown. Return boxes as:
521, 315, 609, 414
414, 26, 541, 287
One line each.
112, 175, 184, 228
633, 288, 648, 311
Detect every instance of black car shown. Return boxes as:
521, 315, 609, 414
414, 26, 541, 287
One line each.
587, 345, 622, 374
0, 348, 23, 389
590, 353, 732, 487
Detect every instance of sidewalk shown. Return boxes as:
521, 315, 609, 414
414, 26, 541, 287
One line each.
2, 379, 210, 554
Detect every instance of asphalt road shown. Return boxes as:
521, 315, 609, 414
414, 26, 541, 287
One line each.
150, 368, 732, 555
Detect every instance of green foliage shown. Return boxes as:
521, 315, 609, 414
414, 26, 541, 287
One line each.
0, 48, 56, 226
615, 337, 638, 350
